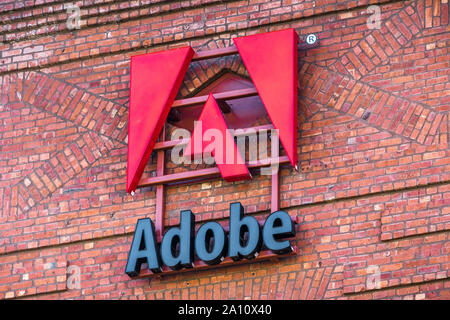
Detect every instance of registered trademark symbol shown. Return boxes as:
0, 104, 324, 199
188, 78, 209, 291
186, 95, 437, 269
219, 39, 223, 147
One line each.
305, 33, 317, 45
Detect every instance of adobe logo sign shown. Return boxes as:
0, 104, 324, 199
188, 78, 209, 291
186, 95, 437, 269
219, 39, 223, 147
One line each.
126, 28, 299, 194
125, 28, 301, 277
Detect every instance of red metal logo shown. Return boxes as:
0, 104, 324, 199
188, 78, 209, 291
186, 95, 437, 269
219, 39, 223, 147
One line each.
127, 28, 299, 194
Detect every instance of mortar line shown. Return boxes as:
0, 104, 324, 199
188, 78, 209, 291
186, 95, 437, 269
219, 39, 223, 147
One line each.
343, 277, 449, 297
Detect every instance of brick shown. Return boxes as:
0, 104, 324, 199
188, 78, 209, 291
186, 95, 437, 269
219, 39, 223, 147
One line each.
0, 0, 448, 302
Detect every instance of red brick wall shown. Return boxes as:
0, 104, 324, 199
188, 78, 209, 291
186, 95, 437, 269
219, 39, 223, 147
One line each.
0, 0, 449, 299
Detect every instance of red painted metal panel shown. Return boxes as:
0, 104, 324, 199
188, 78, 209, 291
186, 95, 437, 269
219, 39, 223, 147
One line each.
183, 93, 251, 182
127, 46, 194, 193
233, 28, 299, 169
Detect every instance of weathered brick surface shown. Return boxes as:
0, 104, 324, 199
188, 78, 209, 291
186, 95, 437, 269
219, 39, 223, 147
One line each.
380, 185, 450, 240
0, 0, 449, 300
0, 247, 67, 299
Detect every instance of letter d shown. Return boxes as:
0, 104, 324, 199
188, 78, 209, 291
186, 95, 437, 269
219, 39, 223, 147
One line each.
161, 210, 195, 270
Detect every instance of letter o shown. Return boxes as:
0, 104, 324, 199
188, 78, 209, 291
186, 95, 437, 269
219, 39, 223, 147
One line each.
195, 222, 226, 265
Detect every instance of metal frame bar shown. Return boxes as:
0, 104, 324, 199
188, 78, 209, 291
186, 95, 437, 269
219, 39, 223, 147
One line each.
135, 246, 297, 279
142, 124, 278, 188
155, 126, 166, 242
192, 45, 239, 61
153, 124, 274, 151
172, 88, 258, 108
139, 156, 288, 187
271, 169, 279, 212
190, 37, 319, 62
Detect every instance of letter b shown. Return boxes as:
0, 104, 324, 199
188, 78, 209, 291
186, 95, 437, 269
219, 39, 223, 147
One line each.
228, 202, 262, 260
